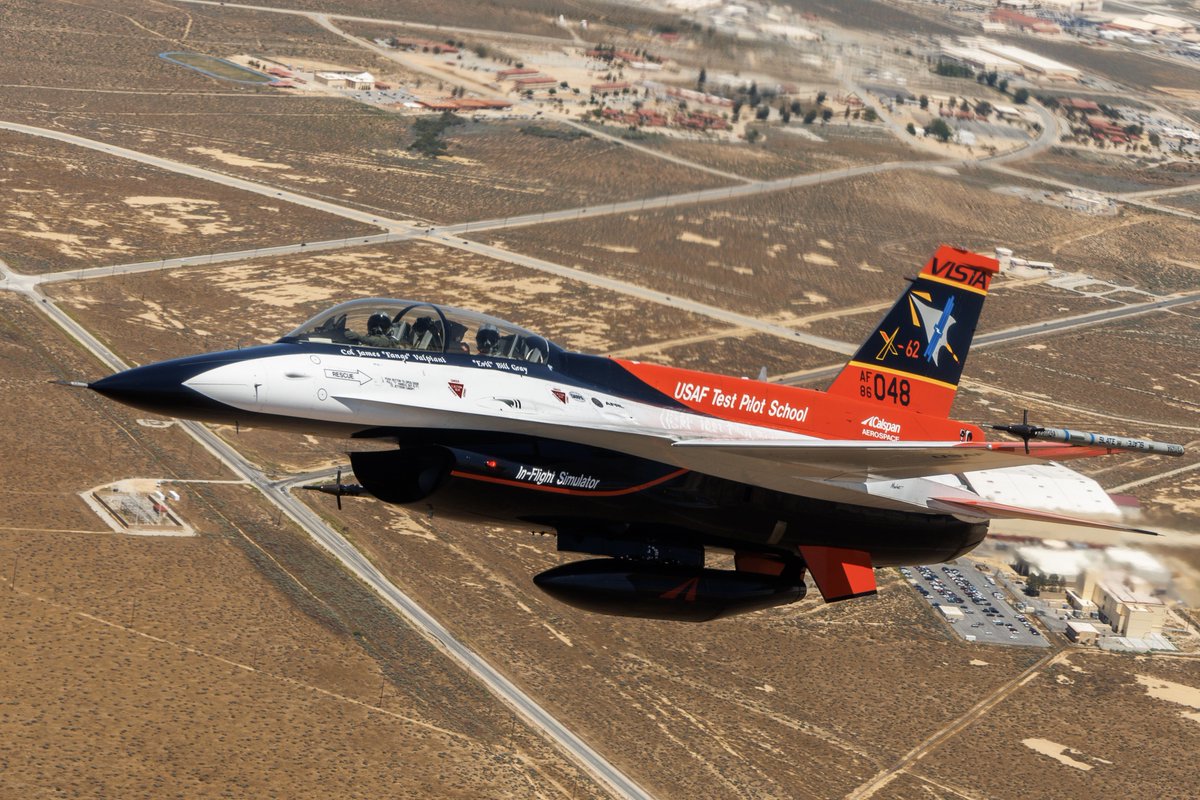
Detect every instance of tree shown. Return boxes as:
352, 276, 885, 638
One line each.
803, 109, 818, 124
1026, 574, 1043, 596
906, 122, 917, 135
748, 81, 760, 107
816, 90, 827, 105
408, 111, 463, 158
1013, 87, 1029, 104
780, 108, 791, 124
1149, 131, 1161, 147
822, 108, 833, 122
974, 100, 992, 117
1124, 123, 1143, 136
755, 105, 770, 121
986, 71, 998, 87
863, 107, 878, 122
919, 94, 929, 110
697, 67, 706, 90
935, 60, 973, 79
745, 128, 761, 143
925, 117, 953, 142
732, 100, 743, 119
790, 99, 802, 115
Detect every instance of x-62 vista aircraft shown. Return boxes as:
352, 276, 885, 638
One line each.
90, 246, 1183, 621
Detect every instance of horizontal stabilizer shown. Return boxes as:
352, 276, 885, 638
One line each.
928, 497, 1157, 535
798, 546, 877, 602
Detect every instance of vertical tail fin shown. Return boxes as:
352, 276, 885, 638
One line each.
827, 245, 999, 418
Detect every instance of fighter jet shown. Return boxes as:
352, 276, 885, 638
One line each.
89, 246, 1182, 621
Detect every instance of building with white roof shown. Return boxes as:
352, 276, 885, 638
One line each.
941, 42, 1024, 73
973, 41, 1081, 80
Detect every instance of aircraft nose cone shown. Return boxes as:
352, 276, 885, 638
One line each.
90, 357, 235, 421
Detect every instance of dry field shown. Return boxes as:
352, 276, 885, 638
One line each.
0, 0, 421, 95
16, 94, 730, 224
1158, 191, 1200, 214
314, 495, 1046, 799
783, 0, 961, 37
617, 331, 836, 378
911, 651, 1200, 800
1000, 35, 1200, 93
251, 0, 685, 39
1020, 147, 1200, 194
638, 124, 935, 182
0, 130, 373, 274
966, 309, 1200, 431
493, 170, 1198, 317
46, 239, 714, 362
0, 295, 231, 531
0, 292, 596, 798
1, 0, 730, 225
803, 280, 1119, 344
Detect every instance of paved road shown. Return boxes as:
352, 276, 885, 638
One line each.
428, 233, 858, 354
175, 0, 575, 45
1120, 182, 1200, 200
11, 275, 650, 800
0, 122, 410, 232
778, 290, 1200, 387
437, 158, 962, 235
24, 232, 416, 289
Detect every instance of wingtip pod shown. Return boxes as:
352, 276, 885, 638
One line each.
828, 244, 998, 418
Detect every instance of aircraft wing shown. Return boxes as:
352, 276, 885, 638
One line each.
669, 439, 1074, 481
925, 497, 1157, 535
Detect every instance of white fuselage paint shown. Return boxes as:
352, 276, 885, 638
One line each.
184, 351, 1119, 519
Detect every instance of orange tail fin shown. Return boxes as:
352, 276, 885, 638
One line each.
827, 245, 999, 418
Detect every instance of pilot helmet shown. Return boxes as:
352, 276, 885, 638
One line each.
476, 324, 499, 350
367, 312, 392, 336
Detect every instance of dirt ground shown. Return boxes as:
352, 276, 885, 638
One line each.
0, 293, 597, 798
494, 170, 1200, 317
1019, 147, 1200, 195
0, 130, 373, 274
314, 495, 1046, 799
912, 652, 1200, 800
641, 124, 937, 181
45, 239, 715, 362
4, 1, 1199, 797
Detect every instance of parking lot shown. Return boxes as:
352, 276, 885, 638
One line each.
902, 559, 1050, 648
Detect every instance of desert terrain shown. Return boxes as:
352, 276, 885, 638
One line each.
2, 0, 1199, 798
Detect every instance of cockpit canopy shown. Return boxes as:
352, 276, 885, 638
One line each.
279, 299, 564, 364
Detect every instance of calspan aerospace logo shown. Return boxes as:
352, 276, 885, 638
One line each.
908, 291, 959, 366
861, 415, 901, 441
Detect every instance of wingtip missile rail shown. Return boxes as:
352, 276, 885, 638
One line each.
992, 416, 1185, 458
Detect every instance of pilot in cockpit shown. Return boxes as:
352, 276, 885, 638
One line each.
475, 324, 502, 357
360, 312, 395, 348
